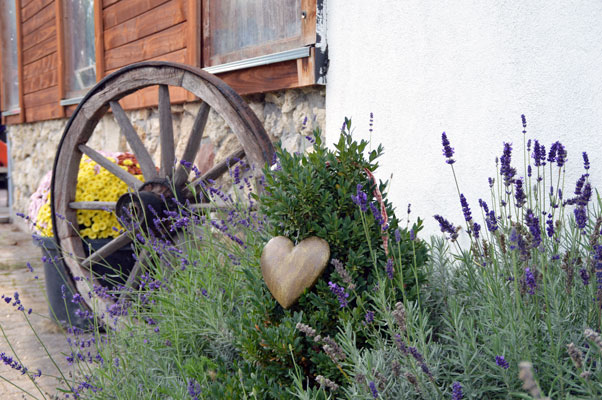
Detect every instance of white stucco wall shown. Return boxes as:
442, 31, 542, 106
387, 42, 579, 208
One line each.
325, 1, 602, 238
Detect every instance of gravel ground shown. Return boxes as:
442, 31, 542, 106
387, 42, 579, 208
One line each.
0, 223, 73, 399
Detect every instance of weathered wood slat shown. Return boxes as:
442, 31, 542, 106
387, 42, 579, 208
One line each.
23, 85, 58, 107
104, 0, 186, 51
69, 201, 117, 210
23, 68, 57, 94
21, 16, 54, 50
81, 233, 132, 268
103, 0, 120, 9
21, 1, 53, 36
21, 0, 53, 22
158, 84, 175, 178
22, 35, 57, 65
79, 144, 143, 190
173, 102, 209, 186
103, 0, 170, 29
25, 102, 62, 122
215, 59, 301, 96
104, 22, 187, 71
23, 53, 56, 79
109, 100, 158, 180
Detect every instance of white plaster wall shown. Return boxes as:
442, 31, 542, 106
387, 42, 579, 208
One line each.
325, 1, 602, 238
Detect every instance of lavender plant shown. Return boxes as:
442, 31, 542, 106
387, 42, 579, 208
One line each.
425, 116, 602, 398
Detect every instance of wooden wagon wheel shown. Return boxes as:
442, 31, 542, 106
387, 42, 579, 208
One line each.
50, 61, 274, 327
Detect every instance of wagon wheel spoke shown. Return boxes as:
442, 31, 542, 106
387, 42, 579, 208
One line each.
158, 85, 175, 179
118, 249, 149, 304
79, 144, 143, 190
81, 233, 132, 269
173, 103, 210, 187
69, 201, 116, 211
110, 100, 158, 181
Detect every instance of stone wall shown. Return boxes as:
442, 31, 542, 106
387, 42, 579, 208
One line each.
9, 86, 325, 219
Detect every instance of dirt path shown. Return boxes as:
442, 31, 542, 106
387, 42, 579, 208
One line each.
0, 223, 72, 399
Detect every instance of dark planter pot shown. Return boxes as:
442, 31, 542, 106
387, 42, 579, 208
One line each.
34, 236, 135, 329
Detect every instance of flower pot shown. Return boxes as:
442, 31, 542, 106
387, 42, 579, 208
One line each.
34, 235, 135, 329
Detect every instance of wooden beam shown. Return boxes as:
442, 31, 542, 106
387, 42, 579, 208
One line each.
301, 0, 317, 45
94, 0, 105, 81
54, 0, 65, 117
186, 0, 200, 101
16, 0, 25, 123
187, 0, 199, 67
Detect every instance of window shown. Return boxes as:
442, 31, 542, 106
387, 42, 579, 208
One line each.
62, 0, 96, 101
0, 0, 19, 114
203, 0, 305, 69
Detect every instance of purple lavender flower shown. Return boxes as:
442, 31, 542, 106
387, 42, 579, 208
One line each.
527, 165, 532, 178
580, 269, 590, 285
548, 142, 558, 164
485, 210, 498, 232
410, 228, 416, 241
509, 228, 518, 250
370, 202, 385, 227
583, 152, 590, 172
460, 194, 472, 223
385, 258, 394, 279
521, 114, 527, 132
515, 178, 526, 208
365, 311, 374, 323
495, 355, 509, 369
394, 228, 401, 243
579, 183, 592, 206
479, 199, 489, 213
369, 112, 374, 133
525, 267, 536, 295
575, 206, 587, 230
472, 223, 481, 239
488, 177, 495, 188
546, 214, 554, 238
575, 175, 586, 196
328, 282, 349, 308
187, 379, 201, 400
1, 352, 28, 375
351, 184, 368, 212
369, 381, 379, 398
441, 132, 455, 164
525, 209, 541, 248
434, 215, 458, 241
500, 143, 516, 186
553, 141, 567, 167
452, 381, 463, 400
532, 140, 541, 165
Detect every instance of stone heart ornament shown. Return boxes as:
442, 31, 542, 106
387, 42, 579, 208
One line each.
260, 236, 330, 309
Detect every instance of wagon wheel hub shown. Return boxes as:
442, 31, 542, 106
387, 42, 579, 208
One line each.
115, 180, 183, 237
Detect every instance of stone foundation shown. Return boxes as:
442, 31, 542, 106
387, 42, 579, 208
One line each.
8, 87, 325, 218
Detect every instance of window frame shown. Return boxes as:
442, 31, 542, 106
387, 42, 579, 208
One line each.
0, 0, 24, 125
57, 0, 98, 106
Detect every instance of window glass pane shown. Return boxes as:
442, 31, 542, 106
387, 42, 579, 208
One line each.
204, 0, 303, 66
1, 0, 19, 111
63, 0, 96, 98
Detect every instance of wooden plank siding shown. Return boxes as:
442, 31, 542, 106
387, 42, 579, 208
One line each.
3, 0, 320, 124
19, 0, 60, 123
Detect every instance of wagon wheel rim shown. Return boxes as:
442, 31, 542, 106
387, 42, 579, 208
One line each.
50, 61, 274, 328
